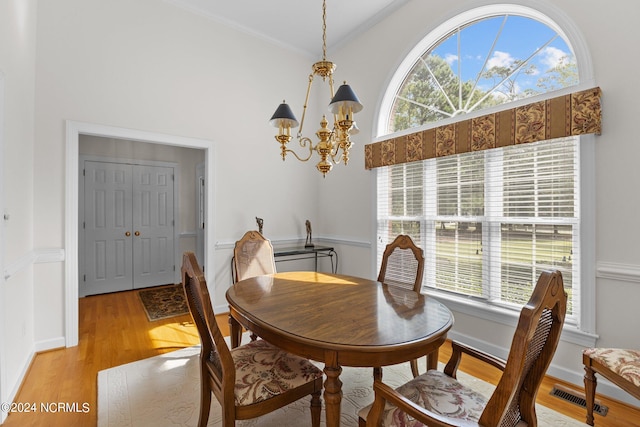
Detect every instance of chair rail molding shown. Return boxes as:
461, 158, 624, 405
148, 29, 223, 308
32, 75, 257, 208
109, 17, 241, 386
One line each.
596, 261, 640, 283
3, 248, 65, 280
215, 235, 371, 250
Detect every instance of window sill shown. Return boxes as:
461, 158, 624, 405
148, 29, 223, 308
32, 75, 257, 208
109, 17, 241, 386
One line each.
424, 289, 598, 348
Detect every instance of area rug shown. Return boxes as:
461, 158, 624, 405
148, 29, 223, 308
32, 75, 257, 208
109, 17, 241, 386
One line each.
138, 284, 189, 321
98, 335, 585, 426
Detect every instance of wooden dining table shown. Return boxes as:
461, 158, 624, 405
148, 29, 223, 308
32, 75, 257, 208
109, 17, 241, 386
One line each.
225, 271, 454, 427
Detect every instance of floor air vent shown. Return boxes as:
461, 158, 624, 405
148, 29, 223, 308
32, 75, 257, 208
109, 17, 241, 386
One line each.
550, 384, 608, 417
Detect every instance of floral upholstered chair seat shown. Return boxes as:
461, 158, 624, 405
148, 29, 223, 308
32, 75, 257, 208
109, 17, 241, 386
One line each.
358, 370, 487, 426
583, 347, 640, 425
583, 348, 640, 387
230, 339, 324, 406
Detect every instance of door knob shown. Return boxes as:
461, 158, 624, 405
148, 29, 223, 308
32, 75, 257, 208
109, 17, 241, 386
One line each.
125, 231, 131, 237
134, 231, 140, 236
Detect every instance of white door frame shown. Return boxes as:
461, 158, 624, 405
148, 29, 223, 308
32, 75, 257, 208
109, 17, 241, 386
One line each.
65, 120, 215, 347
195, 162, 205, 267
0, 70, 7, 423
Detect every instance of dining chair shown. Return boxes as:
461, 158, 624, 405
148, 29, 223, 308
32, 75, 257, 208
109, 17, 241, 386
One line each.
582, 347, 640, 425
378, 234, 424, 293
359, 269, 567, 427
378, 234, 425, 377
181, 252, 323, 427
232, 230, 277, 283
232, 230, 277, 341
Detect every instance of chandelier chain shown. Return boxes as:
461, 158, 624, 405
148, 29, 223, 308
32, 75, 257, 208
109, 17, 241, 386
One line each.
322, 0, 327, 61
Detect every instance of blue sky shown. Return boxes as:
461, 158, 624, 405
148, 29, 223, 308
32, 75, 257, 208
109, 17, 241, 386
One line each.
430, 15, 574, 95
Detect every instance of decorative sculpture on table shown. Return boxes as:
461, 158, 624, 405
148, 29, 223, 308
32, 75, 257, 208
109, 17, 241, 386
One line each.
305, 220, 314, 248
256, 217, 264, 235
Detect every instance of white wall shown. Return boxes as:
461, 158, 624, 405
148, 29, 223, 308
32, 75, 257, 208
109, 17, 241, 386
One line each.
0, 0, 38, 418
2, 0, 638, 409
329, 0, 640, 404
33, 0, 329, 345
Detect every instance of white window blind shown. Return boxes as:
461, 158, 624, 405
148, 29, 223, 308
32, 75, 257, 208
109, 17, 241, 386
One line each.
377, 137, 579, 322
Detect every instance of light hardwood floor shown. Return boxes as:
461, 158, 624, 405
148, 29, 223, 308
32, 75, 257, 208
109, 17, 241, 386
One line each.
3, 287, 639, 426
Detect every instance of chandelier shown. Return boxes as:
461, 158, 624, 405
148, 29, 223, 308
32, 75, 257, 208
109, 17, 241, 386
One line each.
269, 0, 363, 177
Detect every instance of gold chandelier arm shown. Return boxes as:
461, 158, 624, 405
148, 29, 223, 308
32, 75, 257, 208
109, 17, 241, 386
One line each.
328, 127, 353, 166
329, 143, 345, 165
329, 144, 351, 166
329, 145, 341, 163
297, 73, 315, 138
284, 136, 315, 162
328, 73, 338, 125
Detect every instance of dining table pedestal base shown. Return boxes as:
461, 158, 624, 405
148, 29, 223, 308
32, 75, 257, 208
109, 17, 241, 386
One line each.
323, 354, 343, 427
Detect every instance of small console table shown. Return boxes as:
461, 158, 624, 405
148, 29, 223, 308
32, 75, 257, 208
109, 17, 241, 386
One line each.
273, 245, 338, 274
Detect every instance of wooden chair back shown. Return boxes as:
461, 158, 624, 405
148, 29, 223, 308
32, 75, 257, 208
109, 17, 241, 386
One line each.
181, 251, 236, 425
378, 235, 424, 293
233, 230, 276, 283
183, 251, 323, 427
480, 269, 567, 426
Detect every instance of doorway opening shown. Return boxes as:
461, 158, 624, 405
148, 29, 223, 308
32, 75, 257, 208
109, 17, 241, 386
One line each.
65, 121, 215, 347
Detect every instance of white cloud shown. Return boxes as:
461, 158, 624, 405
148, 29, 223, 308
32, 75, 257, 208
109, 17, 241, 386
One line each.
487, 51, 514, 68
444, 53, 458, 65
539, 46, 569, 70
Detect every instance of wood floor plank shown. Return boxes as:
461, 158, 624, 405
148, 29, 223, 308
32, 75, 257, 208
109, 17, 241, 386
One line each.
2, 288, 638, 426
3, 289, 199, 427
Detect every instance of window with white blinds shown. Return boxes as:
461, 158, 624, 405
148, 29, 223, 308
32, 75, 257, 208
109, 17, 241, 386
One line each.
377, 137, 578, 322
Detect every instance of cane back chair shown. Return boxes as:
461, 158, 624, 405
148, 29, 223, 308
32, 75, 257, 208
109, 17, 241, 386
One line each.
378, 234, 424, 293
378, 234, 425, 377
232, 230, 276, 283
360, 269, 567, 427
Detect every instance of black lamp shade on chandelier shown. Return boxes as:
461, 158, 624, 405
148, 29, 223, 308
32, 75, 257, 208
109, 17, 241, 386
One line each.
328, 83, 363, 116
269, 102, 299, 129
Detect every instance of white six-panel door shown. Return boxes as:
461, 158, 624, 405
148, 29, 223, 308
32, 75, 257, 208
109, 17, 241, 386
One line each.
82, 160, 175, 296
131, 164, 175, 289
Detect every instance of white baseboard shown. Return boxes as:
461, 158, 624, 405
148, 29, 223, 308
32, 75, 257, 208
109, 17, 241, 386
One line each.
4, 337, 65, 418
214, 304, 229, 315
34, 336, 67, 353
4, 346, 35, 419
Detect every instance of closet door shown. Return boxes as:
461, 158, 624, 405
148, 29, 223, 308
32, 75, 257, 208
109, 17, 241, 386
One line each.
82, 161, 176, 296
132, 165, 175, 288
83, 161, 134, 295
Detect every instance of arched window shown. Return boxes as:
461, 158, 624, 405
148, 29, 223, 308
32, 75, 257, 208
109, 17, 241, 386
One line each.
379, 5, 579, 136
374, 4, 598, 337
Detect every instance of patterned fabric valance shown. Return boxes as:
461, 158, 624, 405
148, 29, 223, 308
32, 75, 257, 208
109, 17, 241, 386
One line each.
364, 87, 602, 169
